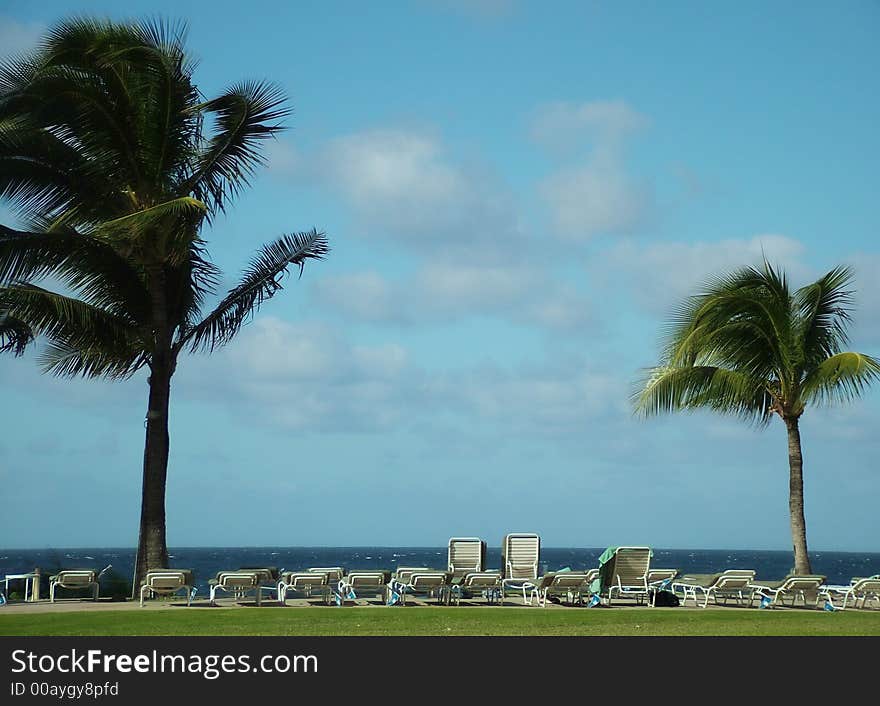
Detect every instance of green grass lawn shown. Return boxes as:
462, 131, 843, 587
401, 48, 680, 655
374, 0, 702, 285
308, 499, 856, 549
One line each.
2, 607, 879, 636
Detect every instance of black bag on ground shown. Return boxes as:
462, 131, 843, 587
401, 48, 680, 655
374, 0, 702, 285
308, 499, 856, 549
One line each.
653, 590, 680, 607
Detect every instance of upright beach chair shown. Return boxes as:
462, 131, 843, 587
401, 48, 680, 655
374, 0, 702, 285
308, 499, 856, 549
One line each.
672, 569, 756, 607
749, 574, 826, 609
447, 538, 487, 578
139, 569, 195, 607
500, 533, 541, 605
598, 547, 652, 606
49, 566, 111, 602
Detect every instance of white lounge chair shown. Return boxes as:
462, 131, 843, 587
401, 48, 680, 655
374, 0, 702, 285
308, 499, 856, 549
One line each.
647, 568, 679, 607
672, 570, 756, 608
389, 571, 450, 605
447, 537, 487, 578
449, 571, 502, 605
337, 571, 390, 604
818, 576, 880, 610
599, 547, 652, 606
209, 570, 270, 606
536, 569, 597, 607
749, 574, 826, 609
139, 569, 194, 607
277, 571, 332, 605
49, 566, 111, 603
500, 533, 541, 606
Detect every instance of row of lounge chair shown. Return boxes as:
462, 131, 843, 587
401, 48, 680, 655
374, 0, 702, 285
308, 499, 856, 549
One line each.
39, 536, 880, 611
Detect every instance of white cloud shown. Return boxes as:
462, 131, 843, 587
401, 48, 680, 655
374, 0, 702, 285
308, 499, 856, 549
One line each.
533, 101, 653, 240
311, 264, 593, 332
174, 316, 619, 436
0, 16, 44, 59
531, 100, 648, 155
270, 129, 525, 259
540, 164, 650, 238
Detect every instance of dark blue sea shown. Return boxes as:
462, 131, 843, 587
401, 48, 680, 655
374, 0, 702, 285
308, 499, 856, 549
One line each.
2, 547, 878, 597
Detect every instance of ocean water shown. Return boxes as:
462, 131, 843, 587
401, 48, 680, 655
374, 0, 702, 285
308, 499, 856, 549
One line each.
1, 547, 878, 597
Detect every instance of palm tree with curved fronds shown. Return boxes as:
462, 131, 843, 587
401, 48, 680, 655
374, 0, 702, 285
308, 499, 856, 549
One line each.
634, 262, 878, 573
0, 18, 328, 591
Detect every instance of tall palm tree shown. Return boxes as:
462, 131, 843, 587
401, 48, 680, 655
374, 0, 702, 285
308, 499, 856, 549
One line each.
633, 262, 878, 573
0, 19, 328, 591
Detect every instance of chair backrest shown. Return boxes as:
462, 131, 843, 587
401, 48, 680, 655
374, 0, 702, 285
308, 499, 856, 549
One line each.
284, 572, 328, 588
780, 575, 825, 592
395, 567, 432, 583
56, 570, 97, 586
606, 547, 651, 589
238, 567, 278, 583
448, 538, 486, 575
714, 570, 755, 590
647, 569, 678, 584
217, 571, 259, 588
549, 573, 591, 589
309, 567, 344, 583
502, 533, 540, 580
347, 572, 386, 588
852, 577, 880, 594
409, 572, 448, 589
145, 570, 191, 589
462, 572, 501, 588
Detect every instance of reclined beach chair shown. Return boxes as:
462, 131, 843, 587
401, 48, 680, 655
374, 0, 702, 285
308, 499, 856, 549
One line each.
536, 569, 597, 607
447, 537, 487, 578
139, 569, 195, 607
49, 566, 111, 603
749, 574, 826, 609
277, 571, 332, 605
337, 571, 390, 604
500, 533, 541, 606
448, 572, 502, 606
597, 547, 652, 606
672, 570, 756, 608
392, 567, 433, 584
388, 571, 450, 606
818, 575, 880, 610
647, 568, 678, 607
209, 570, 272, 606
309, 567, 345, 584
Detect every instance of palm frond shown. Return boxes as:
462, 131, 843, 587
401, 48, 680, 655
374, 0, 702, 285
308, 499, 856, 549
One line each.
185, 80, 288, 214
2, 282, 142, 353
0, 226, 150, 321
180, 229, 328, 352
633, 364, 773, 425
795, 266, 854, 368
800, 351, 880, 406
0, 309, 33, 356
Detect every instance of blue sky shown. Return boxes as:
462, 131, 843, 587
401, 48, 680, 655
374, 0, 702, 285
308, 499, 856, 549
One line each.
1, 1, 878, 551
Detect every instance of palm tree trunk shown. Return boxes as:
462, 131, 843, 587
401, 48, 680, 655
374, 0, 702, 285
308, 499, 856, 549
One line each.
133, 267, 174, 597
784, 415, 812, 574
132, 359, 172, 595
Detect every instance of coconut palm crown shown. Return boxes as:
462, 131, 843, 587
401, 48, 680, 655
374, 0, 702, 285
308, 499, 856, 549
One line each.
0, 18, 328, 590
634, 262, 878, 574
